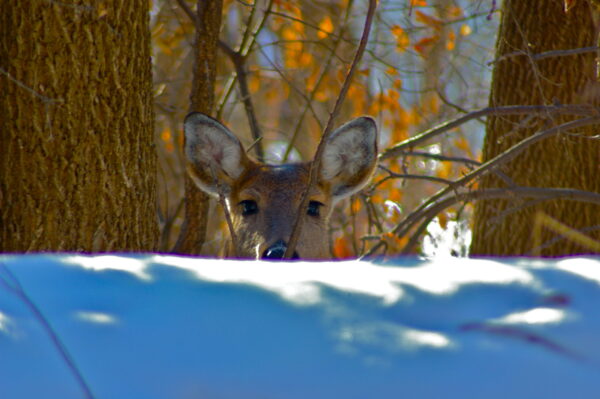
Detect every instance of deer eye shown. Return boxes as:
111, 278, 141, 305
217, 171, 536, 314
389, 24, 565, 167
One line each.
239, 200, 258, 216
307, 201, 323, 217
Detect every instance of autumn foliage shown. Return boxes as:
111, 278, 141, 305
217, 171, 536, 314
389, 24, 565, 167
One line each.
152, 0, 500, 257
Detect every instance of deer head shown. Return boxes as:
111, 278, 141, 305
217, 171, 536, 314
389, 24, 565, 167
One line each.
184, 113, 378, 260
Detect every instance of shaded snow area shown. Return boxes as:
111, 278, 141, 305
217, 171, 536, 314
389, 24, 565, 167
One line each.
1, 255, 600, 399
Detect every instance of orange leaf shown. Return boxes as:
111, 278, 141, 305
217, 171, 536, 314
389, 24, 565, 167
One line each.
438, 212, 448, 230
436, 161, 452, 180
446, 30, 456, 51
391, 25, 410, 52
333, 236, 353, 259
298, 52, 313, 67
414, 36, 438, 56
317, 16, 334, 39
448, 5, 464, 18
415, 10, 443, 30
160, 128, 171, 142
427, 93, 439, 114
248, 74, 260, 93
389, 187, 403, 203
383, 232, 409, 252
410, 0, 427, 6
386, 66, 398, 76
351, 197, 362, 214
454, 136, 470, 152
161, 128, 174, 153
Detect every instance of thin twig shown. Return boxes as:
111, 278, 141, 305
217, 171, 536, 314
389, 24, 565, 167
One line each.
245, 136, 263, 154
284, 0, 377, 259
395, 150, 481, 166
175, 0, 269, 161
373, 166, 455, 188
528, 223, 600, 255
256, 45, 323, 125
174, 0, 198, 24
0, 67, 63, 104
282, 0, 355, 162
223, 42, 265, 161
397, 187, 600, 256
489, 46, 600, 66
360, 186, 600, 258
0, 264, 96, 399
379, 104, 598, 162
363, 115, 600, 257
207, 166, 239, 257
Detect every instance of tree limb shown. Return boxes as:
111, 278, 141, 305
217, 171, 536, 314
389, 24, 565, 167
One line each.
284, 0, 377, 259
362, 186, 600, 258
363, 115, 600, 257
379, 104, 599, 162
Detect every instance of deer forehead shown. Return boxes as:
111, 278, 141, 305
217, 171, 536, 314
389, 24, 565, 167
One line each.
233, 164, 327, 204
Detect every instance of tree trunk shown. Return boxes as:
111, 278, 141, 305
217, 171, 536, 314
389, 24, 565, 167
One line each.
0, 1, 157, 252
470, 0, 600, 256
173, 0, 223, 255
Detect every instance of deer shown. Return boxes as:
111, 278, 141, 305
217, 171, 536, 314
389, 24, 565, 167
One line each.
183, 112, 378, 260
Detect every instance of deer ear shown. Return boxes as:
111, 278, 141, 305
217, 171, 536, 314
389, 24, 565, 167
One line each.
320, 116, 378, 200
184, 112, 249, 196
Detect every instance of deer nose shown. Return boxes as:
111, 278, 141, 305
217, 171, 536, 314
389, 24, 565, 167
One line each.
262, 239, 299, 260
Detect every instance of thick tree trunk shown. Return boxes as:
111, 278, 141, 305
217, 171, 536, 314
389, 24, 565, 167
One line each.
0, 1, 157, 251
471, 0, 600, 256
173, 0, 223, 255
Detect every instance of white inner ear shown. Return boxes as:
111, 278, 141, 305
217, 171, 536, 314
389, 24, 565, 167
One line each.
321, 118, 377, 180
184, 115, 244, 179
322, 130, 362, 180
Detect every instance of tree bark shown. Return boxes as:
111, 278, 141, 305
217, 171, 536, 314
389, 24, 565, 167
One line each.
470, 0, 600, 256
173, 0, 223, 255
0, 1, 157, 251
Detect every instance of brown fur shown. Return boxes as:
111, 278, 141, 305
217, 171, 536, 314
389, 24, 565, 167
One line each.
184, 113, 378, 259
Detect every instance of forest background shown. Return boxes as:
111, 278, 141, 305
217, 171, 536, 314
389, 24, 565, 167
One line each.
1, 0, 599, 258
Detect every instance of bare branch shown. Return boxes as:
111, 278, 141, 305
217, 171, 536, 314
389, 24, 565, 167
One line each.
363, 115, 600, 257
256, 45, 323, 126
379, 104, 599, 162
213, 0, 274, 161
373, 166, 455, 188
284, 0, 378, 259
225, 46, 265, 161
208, 166, 239, 257
489, 46, 600, 65
0, 264, 96, 399
529, 221, 600, 255
0, 67, 63, 104
362, 186, 600, 258
391, 150, 482, 166
282, 2, 355, 162
174, 0, 198, 25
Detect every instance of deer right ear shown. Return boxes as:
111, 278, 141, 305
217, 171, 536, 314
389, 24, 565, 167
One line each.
319, 116, 378, 201
184, 112, 249, 196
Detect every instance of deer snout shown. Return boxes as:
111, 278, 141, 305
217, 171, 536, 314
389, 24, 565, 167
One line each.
262, 239, 300, 260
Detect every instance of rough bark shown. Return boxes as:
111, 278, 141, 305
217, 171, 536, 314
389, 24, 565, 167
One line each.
173, 0, 223, 254
0, 1, 157, 252
470, 0, 600, 256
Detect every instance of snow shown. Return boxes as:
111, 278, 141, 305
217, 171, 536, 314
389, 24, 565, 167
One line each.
1, 254, 600, 398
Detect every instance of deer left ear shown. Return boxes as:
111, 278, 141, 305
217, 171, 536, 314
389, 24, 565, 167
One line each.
319, 116, 378, 200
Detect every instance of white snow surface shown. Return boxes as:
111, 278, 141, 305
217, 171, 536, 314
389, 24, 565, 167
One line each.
1, 254, 600, 399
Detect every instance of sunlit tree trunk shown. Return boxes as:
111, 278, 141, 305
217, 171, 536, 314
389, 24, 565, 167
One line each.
471, 0, 600, 256
173, 0, 223, 254
0, 1, 157, 251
